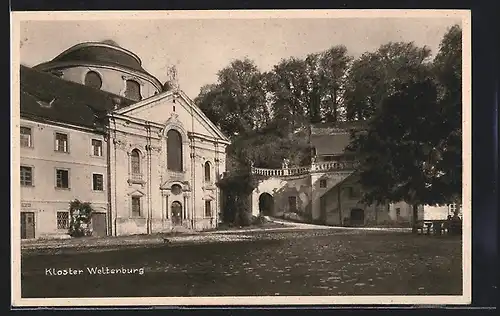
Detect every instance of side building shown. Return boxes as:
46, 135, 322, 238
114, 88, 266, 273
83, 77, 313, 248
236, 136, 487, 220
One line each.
251, 122, 392, 226
250, 121, 460, 227
19, 64, 133, 239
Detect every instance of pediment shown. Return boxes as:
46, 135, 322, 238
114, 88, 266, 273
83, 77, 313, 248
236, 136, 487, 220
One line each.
113, 90, 230, 143
128, 189, 145, 197
203, 193, 216, 201
160, 180, 191, 192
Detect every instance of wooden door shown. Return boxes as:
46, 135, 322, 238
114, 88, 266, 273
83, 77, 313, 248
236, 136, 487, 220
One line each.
171, 201, 182, 225
21, 212, 35, 239
350, 208, 365, 226
91, 213, 107, 237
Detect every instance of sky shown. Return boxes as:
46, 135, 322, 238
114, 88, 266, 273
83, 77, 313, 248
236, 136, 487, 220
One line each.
19, 15, 462, 99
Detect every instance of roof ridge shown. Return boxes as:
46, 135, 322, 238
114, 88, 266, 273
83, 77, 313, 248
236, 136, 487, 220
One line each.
52, 42, 142, 66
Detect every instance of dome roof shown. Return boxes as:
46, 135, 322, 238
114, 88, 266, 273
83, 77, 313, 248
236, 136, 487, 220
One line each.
33, 41, 162, 90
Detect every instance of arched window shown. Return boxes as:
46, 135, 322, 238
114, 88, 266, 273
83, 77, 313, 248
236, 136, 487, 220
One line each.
84, 71, 102, 89
130, 149, 141, 177
167, 129, 183, 172
204, 161, 211, 182
125, 79, 141, 101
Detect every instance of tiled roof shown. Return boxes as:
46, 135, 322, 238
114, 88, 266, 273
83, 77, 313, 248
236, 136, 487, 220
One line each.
309, 121, 365, 156
311, 121, 366, 136
311, 133, 352, 156
20, 65, 134, 129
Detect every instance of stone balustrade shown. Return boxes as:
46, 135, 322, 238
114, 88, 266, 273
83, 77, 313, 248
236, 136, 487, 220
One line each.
250, 160, 359, 177
251, 167, 287, 177
311, 161, 359, 172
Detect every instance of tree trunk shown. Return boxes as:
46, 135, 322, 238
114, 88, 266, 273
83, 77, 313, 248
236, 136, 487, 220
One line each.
331, 91, 337, 122
412, 204, 419, 234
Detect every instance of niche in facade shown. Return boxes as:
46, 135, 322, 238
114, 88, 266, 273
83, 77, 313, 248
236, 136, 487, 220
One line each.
171, 184, 182, 195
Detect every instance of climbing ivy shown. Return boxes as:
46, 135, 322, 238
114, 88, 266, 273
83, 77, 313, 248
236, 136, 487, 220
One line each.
68, 199, 94, 237
217, 172, 259, 226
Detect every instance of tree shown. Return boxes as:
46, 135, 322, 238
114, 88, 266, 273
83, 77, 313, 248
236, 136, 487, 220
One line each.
430, 25, 463, 204
317, 45, 352, 122
304, 52, 323, 123
217, 171, 259, 226
342, 27, 462, 233
266, 46, 352, 129
194, 58, 269, 138
228, 125, 311, 169
266, 57, 310, 132
196, 47, 351, 172
347, 78, 446, 232
344, 42, 432, 120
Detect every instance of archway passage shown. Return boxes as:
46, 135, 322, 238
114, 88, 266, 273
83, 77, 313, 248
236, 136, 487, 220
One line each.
259, 193, 274, 216
350, 208, 365, 226
171, 201, 183, 226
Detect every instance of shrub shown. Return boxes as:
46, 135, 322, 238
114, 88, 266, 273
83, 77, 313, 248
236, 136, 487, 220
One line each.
236, 211, 253, 227
252, 215, 268, 226
217, 171, 258, 225
69, 199, 94, 237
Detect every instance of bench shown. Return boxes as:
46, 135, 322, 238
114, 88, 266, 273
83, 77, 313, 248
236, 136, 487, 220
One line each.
416, 220, 448, 235
415, 220, 425, 234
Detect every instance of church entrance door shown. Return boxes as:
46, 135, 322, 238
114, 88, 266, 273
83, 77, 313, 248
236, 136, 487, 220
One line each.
171, 201, 183, 226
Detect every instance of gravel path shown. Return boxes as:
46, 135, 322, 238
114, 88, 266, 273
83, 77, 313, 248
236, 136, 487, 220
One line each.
20, 219, 411, 253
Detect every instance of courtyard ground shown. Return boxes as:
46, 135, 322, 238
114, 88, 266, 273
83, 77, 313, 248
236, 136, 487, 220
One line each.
20, 228, 462, 297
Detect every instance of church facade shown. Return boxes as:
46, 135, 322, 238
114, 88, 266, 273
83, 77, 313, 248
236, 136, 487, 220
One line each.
107, 91, 229, 236
18, 41, 229, 239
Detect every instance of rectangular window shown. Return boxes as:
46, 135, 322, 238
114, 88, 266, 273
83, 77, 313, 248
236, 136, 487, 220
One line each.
56, 169, 69, 189
92, 173, 104, 191
319, 179, 327, 188
20, 166, 33, 186
57, 211, 70, 229
205, 200, 212, 217
396, 208, 401, 217
20, 127, 32, 147
131, 197, 141, 217
91, 139, 103, 157
348, 187, 360, 199
55, 133, 68, 152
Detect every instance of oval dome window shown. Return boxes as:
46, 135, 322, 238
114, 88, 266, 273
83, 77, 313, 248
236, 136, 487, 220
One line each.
84, 71, 103, 89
